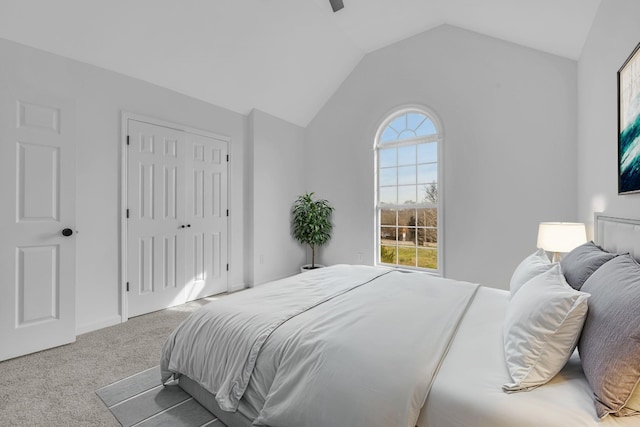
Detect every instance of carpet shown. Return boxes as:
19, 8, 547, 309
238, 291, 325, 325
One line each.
96, 366, 226, 427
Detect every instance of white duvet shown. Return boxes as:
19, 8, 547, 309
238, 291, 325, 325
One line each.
161, 265, 479, 427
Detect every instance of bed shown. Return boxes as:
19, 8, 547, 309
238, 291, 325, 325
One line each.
160, 214, 640, 427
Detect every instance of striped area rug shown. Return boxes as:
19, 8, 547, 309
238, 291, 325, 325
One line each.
96, 366, 226, 427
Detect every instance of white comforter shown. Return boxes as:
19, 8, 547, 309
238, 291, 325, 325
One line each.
161, 265, 479, 427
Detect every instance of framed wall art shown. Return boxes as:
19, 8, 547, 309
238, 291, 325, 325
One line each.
618, 41, 640, 194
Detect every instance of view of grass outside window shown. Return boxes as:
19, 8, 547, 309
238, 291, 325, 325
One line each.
379, 203, 438, 269
375, 108, 441, 272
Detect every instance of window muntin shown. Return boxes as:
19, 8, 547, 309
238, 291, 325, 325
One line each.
375, 108, 442, 273
380, 113, 437, 143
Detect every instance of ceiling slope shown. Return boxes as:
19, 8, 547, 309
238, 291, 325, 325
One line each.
0, 0, 601, 127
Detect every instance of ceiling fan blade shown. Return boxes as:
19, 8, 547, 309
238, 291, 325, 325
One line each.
329, 0, 344, 12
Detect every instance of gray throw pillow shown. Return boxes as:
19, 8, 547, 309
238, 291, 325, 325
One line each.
560, 241, 616, 290
578, 254, 640, 418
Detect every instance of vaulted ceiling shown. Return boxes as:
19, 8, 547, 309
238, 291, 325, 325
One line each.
0, 0, 601, 127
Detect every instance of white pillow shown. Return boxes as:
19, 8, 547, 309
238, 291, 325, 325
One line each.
503, 264, 589, 392
509, 248, 553, 298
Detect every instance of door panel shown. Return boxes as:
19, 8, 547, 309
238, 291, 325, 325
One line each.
162, 235, 178, 290
0, 91, 76, 362
184, 132, 228, 300
127, 120, 186, 317
126, 119, 228, 317
17, 245, 59, 324
17, 142, 60, 221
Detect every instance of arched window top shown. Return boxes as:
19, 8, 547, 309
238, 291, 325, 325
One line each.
378, 110, 438, 145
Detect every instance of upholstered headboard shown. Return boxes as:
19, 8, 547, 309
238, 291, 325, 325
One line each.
594, 213, 640, 259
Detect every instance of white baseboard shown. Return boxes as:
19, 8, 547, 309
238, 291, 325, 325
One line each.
76, 315, 122, 336
228, 281, 247, 292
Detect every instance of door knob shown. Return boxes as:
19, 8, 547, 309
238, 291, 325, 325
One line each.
61, 228, 73, 237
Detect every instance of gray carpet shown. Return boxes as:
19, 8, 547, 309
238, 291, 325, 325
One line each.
0, 295, 222, 426
96, 366, 225, 427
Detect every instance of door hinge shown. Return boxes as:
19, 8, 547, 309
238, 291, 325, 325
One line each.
226, 154, 229, 162
126, 135, 130, 146
226, 209, 229, 217
126, 282, 130, 292
126, 209, 129, 218
226, 264, 229, 271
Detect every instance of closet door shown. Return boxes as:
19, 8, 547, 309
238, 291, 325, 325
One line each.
125, 119, 228, 318
126, 120, 187, 317
184, 132, 228, 300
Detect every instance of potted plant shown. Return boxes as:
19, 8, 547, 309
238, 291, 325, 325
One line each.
292, 192, 334, 271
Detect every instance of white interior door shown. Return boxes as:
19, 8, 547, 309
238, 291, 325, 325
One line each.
126, 120, 186, 317
126, 118, 228, 318
184, 132, 228, 299
0, 89, 76, 362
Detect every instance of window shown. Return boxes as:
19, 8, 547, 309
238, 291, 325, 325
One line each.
375, 107, 442, 273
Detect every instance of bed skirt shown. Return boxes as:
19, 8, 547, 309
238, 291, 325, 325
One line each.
178, 375, 253, 427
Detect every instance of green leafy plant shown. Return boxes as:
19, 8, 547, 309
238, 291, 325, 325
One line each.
292, 192, 334, 269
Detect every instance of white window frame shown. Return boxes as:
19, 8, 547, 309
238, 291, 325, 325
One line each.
374, 105, 444, 275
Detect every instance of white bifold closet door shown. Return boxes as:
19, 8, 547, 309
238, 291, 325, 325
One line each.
126, 119, 228, 318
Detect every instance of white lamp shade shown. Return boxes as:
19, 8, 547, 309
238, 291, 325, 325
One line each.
537, 222, 587, 253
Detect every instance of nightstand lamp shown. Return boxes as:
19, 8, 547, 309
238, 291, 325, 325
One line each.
537, 222, 587, 262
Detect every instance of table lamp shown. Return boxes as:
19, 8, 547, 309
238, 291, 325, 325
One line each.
537, 222, 587, 262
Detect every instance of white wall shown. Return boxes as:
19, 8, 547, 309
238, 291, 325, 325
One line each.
304, 25, 578, 288
247, 110, 307, 285
0, 16, 595, 334
577, 0, 640, 233
0, 38, 248, 334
